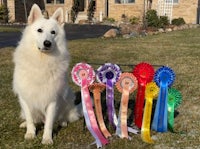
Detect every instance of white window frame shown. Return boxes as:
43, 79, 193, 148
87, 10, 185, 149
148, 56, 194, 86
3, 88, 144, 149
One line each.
46, 0, 64, 4
115, 0, 135, 4
166, 0, 178, 4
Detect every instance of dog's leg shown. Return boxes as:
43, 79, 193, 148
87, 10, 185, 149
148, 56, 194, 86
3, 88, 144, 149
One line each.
19, 97, 36, 140
42, 101, 56, 145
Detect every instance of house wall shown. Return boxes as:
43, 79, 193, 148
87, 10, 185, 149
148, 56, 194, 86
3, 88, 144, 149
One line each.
95, 0, 144, 21
5, 0, 199, 24
152, 0, 198, 24
173, 0, 198, 24
109, 1, 144, 21
6, 0, 45, 23
95, 0, 106, 21
45, 1, 71, 17
7, 0, 15, 22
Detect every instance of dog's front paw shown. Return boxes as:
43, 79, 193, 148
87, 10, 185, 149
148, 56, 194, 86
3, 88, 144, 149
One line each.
60, 121, 68, 127
20, 121, 27, 128
42, 138, 53, 145
24, 132, 36, 140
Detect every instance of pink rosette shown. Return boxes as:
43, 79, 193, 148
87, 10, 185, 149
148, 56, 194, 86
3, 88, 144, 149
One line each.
71, 63, 108, 148
71, 63, 95, 86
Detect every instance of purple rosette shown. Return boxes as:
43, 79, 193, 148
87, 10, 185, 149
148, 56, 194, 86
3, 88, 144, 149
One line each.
96, 63, 121, 128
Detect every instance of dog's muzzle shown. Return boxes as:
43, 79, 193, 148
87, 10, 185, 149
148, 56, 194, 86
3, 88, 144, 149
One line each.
44, 40, 52, 48
39, 40, 52, 52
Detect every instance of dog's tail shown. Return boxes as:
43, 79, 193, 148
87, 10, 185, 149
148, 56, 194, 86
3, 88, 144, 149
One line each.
64, 89, 83, 123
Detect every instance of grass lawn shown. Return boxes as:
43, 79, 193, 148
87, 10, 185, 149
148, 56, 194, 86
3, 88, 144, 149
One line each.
0, 26, 23, 32
0, 28, 200, 148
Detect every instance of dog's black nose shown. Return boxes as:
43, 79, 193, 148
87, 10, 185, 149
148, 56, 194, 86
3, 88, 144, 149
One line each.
43, 40, 51, 48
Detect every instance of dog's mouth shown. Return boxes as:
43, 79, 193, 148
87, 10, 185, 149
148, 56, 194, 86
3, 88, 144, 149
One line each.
38, 40, 53, 53
38, 47, 52, 53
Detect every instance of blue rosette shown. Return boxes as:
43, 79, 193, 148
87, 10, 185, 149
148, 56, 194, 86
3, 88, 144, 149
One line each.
96, 63, 121, 128
152, 66, 175, 132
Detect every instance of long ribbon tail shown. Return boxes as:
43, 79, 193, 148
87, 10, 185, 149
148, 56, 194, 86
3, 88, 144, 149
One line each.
106, 80, 117, 128
152, 85, 168, 132
93, 90, 112, 138
141, 97, 154, 143
116, 89, 129, 139
134, 84, 146, 128
81, 80, 108, 148
168, 102, 175, 132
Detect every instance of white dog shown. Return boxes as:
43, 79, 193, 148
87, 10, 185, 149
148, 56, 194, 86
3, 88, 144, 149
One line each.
13, 4, 82, 144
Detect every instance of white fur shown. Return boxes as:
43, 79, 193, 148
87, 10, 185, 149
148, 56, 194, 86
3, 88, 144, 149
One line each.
13, 4, 82, 145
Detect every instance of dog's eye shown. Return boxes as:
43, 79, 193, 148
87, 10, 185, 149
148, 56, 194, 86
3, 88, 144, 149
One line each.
51, 30, 56, 35
37, 28, 43, 33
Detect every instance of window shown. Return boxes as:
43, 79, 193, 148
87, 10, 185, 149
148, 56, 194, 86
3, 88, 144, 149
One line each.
173, 0, 178, 3
47, 0, 54, 3
46, 0, 64, 4
165, 0, 178, 3
115, 0, 135, 4
56, 0, 64, 4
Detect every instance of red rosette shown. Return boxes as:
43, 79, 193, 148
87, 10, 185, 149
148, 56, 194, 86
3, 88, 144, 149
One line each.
133, 62, 154, 84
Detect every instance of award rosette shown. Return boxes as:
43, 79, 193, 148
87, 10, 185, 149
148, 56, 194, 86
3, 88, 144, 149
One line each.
71, 63, 108, 148
96, 63, 121, 128
152, 66, 175, 132
133, 62, 155, 128
141, 82, 159, 143
167, 88, 182, 132
89, 83, 112, 138
115, 73, 138, 139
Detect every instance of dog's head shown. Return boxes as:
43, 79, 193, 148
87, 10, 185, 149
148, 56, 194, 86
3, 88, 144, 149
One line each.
28, 4, 64, 53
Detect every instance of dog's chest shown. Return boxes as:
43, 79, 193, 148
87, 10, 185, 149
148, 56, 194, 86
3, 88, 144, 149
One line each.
15, 58, 66, 98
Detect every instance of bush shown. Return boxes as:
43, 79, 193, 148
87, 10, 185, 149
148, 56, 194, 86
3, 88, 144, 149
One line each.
0, 4, 9, 23
145, 10, 170, 28
145, 10, 160, 28
172, 17, 186, 26
103, 17, 115, 23
129, 16, 139, 25
71, 0, 79, 23
159, 16, 169, 28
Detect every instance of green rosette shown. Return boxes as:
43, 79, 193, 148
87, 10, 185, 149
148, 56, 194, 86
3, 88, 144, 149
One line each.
167, 88, 182, 132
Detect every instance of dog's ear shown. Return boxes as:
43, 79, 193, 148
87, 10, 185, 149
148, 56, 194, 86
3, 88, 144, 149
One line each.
28, 4, 43, 25
51, 8, 64, 25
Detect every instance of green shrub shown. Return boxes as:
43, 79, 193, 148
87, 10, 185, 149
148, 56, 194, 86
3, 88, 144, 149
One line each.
145, 10, 170, 28
71, 0, 79, 23
103, 17, 115, 23
172, 17, 186, 26
0, 4, 9, 23
159, 16, 169, 28
145, 9, 160, 28
129, 16, 139, 25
